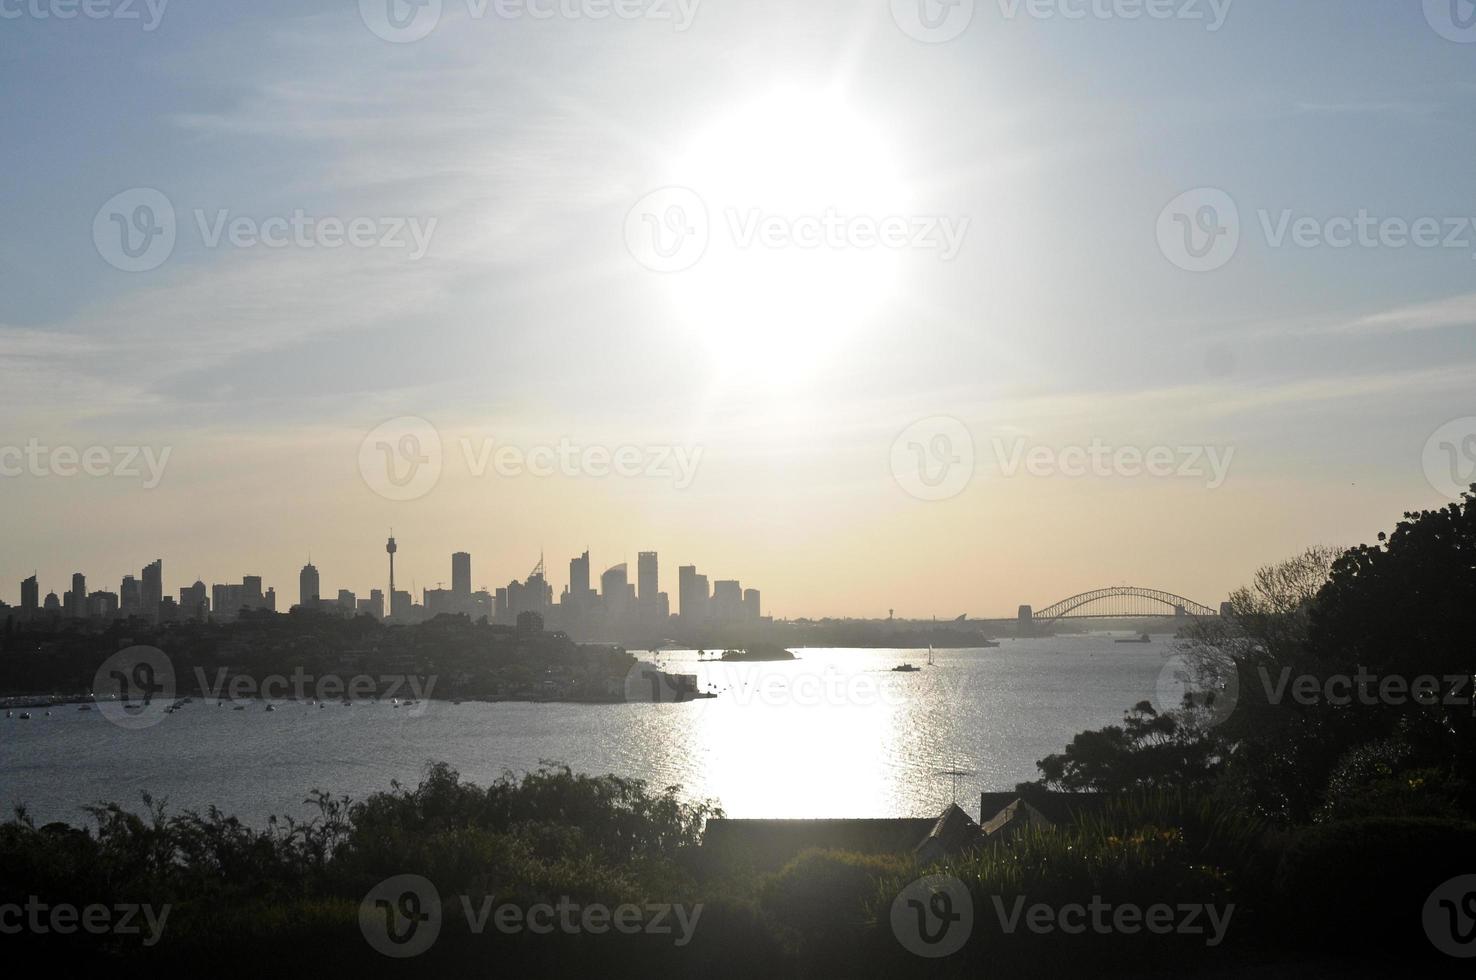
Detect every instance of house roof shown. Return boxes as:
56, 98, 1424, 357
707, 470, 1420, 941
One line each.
979, 790, 1107, 827
915, 803, 985, 860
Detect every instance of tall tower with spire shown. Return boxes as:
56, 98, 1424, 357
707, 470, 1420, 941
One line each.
386, 533, 398, 610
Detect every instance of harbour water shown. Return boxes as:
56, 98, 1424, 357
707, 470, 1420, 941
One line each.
0, 636, 1179, 826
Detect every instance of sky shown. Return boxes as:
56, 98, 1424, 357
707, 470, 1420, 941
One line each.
2, 0, 1475, 618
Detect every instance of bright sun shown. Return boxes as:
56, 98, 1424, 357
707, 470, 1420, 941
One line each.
666, 88, 909, 383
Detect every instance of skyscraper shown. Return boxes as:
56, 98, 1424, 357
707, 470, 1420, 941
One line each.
452, 552, 471, 596
569, 551, 591, 601
679, 565, 709, 622
743, 588, 762, 621
638, 552, 658, 603
120, 575, 140, 617
180, 581, 209, 621
713, 580, 743, 622
141, 560, 163, 622
66, 572, 86, 618
20, 576, 38, 620
300, 563, 320, 609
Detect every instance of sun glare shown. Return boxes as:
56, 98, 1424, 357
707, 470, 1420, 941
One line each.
667, 88, 909, 383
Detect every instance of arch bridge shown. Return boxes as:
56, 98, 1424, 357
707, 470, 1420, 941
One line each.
1028, 587, 1218, 626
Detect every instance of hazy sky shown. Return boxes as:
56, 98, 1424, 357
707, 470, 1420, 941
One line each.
3, 0, 1475, 617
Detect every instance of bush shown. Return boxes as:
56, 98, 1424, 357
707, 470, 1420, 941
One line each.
1275, 816, 1476, 958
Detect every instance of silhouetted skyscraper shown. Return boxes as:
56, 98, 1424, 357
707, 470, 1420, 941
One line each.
713, 580, 743, 622
638, 552, 658, 603
66, 572, 86, 618
20, 576, 38, 620
120, 575, 140, 617
569, 551, 591, 601
141, 560, 163, 622
300, 563, 320, 609
452, 552, 471, 596
679, 565, 709, 622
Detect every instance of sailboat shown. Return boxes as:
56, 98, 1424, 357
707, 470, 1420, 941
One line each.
927, 645, 936, 667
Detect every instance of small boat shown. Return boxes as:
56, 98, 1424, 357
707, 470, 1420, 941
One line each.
1115, 633, 1152, 644
892, 664, 922, 673
78, 705, 92, 712
979, 639, 1001, 648
265, 704, 276, 712
18, 712, 30, 720
233, 705, 246, 711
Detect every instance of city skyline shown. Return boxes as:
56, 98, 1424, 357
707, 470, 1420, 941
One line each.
2, 536, 768, 628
